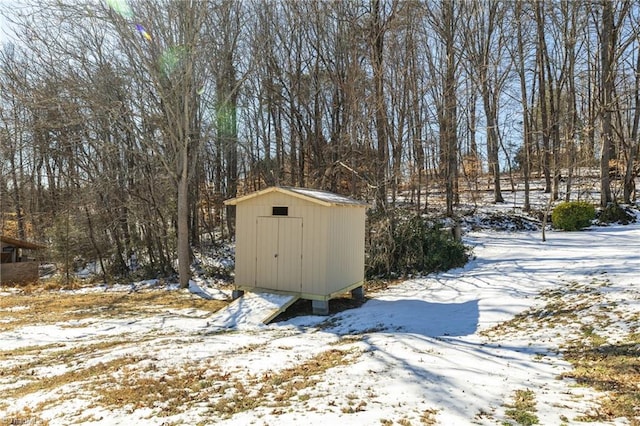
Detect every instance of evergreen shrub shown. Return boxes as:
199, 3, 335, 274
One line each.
597, 203, 635, 225
551, 201, 595, 231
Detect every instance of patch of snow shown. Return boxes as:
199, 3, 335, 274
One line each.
188, 278, 230, 301
286, 186, 367, 205
208, 291, 298, 329
0, 305, 29, 312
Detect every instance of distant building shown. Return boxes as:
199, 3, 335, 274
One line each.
0, 235, 46, 285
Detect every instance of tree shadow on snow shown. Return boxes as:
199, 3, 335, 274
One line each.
274, 297, 567, 420
277, 297, 479, 338
332, 298, 479, 337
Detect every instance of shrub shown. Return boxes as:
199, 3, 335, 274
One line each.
366, 211, 469, 278
394, 216, 468, 275
366, 210, 397, 278
551, 201, 595, 231
597, 203, 635, 225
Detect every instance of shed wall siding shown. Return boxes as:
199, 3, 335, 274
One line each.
234, 205, 256, 288
275, 217, 303, 292
326, 207, 366, 293
235, 192, 366, 297
234, 192, 329, 293
254, 217, 280, 289
301, 206, 329, 295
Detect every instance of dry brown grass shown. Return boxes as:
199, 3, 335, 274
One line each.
0, 285, 364, 423
95, 365, 211, 416
0, 338, 146, 385
0, 286, 230, 422
504, 389, 539, 425
0, 287, 225, 332
0, 406, 50, 426
211, 348, 358, 417
480, 279, 610, 338
88, 347, 360, 419
4, 355, 143, 401
482, 277, 639, 425
563, 337, 640, 425
420, 408, 440, 425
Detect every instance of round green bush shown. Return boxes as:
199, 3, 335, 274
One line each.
551, 201, 596, 231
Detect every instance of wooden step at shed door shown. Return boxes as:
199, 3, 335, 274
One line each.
208, 292, 300, 328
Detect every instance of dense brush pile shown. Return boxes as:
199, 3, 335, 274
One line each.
366, 210, 469, 278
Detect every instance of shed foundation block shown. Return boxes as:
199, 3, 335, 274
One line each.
232, 289, 245, 300
312, 300, 329, 315
351, 285, 365, 301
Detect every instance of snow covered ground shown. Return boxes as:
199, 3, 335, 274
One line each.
1, 217, 640, 425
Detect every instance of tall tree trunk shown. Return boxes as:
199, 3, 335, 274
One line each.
600, 0, 614, 206
371, 0, 389, 209
443, 0, 458, 215
177, 148, 191, 287
623, 39, 640, 203
536, 1, 552, 194
564, 3, 579, 202
514, 2, 531, 211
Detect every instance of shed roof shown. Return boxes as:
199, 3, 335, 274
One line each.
224, 186, 368, 207
0, 235, 47, 250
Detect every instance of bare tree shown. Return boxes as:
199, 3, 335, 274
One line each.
369, 0, 395, 209
511, 1, 535, 211
423, 0, 461, 215
462, 0, 509, 204
598, 0, 632, 207
534, 1, 554, 195
203, 0, 243, 235
103, 0, 208, 287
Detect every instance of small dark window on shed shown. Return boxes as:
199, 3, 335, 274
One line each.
272, 206, 289, 216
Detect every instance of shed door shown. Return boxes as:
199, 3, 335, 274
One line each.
255, 217, 302, 292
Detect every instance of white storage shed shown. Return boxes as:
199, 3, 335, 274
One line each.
224, 186, 368, 314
